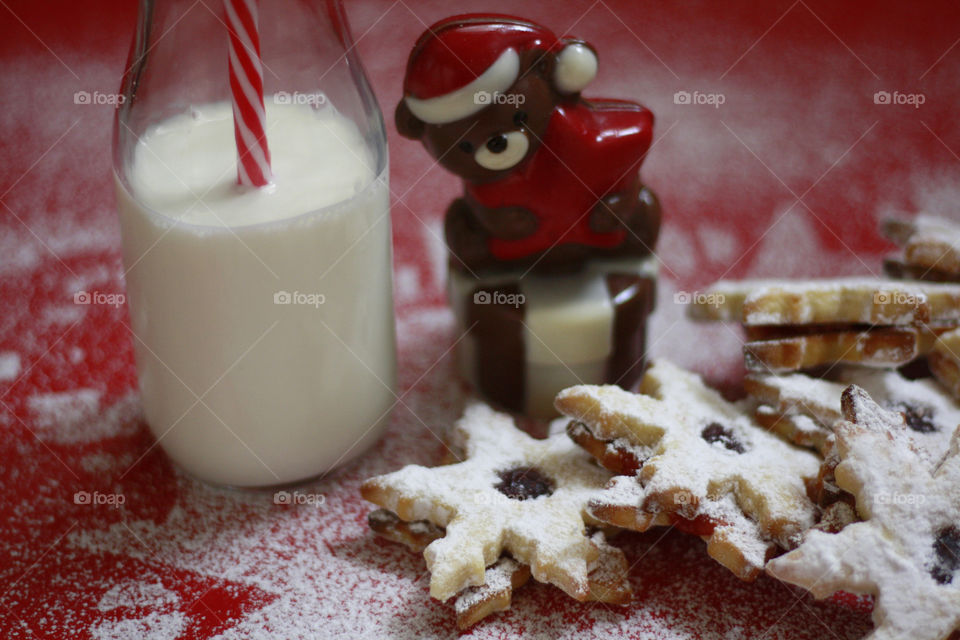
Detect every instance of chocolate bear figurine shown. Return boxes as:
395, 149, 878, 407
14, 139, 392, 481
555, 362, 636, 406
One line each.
396, 14, 660, 274
397, 14, 661, 416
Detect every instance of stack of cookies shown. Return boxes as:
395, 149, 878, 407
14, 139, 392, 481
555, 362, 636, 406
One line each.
359, 214, 960, 639
882, 215, 960, 404
684, 214, 960, 640
689, 277, 960, 373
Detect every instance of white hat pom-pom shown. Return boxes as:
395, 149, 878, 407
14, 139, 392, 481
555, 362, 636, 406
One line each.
553, 42, 597, 93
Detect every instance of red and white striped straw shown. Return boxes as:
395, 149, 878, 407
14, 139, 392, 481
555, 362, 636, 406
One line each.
224, 0, 272, 187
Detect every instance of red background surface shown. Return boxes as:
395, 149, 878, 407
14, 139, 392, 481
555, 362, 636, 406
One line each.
2, 1, 959, 638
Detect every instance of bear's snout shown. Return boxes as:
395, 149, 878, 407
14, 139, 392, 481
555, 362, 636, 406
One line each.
475, 130, 529, 171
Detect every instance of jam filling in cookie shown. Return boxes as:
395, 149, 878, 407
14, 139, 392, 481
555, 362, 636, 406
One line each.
700, 422, 747, 454
890, 402, 938, 434
931, 525, 960, 585
495, 467, 554, 500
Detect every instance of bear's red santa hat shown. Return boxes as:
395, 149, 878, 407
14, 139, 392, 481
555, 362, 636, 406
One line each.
403, 14, 598, 125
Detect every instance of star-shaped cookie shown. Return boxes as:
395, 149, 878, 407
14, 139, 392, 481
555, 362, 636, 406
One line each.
367, 508, 630, 629
688, 277, 960, 372
885, 214, 960, 281
555, 359, 820, 580
746, 366, 960, 461
361, 402, 627, 603
767, 385, 960, 640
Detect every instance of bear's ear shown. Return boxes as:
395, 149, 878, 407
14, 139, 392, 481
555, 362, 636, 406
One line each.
552, 40, 598, 94
395, 100, 425, 140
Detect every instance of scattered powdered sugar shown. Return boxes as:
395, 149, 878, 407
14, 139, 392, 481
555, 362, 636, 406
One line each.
0, 233, 42, 276
394, 264, 422, 304
695, 222, 741, 266
746, 209, 877, 280
904, 176, 960, 224
26, 389, 141, 445
648, 278, 744, 383
27, 388, 101, 435
97, 581, 180, 612
79, 450, 136, 474
90, 611, 187, 640
63, 263, 124, 298
655, 226, 700, 282
41, 304, 87, 327
0, 352, 21, 381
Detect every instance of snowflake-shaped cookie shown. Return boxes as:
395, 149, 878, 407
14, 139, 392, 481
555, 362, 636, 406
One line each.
746, 366, 960, 461
367, 508, 630, 628
689, 277, 960, 326
886, 214, 960, 279
555, 359, 820, 580
767, 385, 960, 640
688, 277, 960, 372
361, 403, 621, 602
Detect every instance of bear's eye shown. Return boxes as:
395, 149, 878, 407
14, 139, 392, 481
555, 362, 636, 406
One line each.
513, 111, 528, 127
458, 141, 474, 154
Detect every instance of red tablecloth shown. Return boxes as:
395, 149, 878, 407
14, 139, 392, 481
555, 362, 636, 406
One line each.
2, 1, 958, 637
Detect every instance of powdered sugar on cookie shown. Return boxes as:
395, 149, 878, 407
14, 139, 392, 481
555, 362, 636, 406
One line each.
361, 403, 619, 602
453, 557, 530, 629
555, 359, 820, 580
746, 367, 960, 464
688, 278, 945, 325
886, 214, 960, 277
691, 276, 960, 327
767, 386, 960, 640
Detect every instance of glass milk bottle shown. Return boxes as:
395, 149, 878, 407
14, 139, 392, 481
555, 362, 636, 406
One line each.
113, 0, 396, 487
